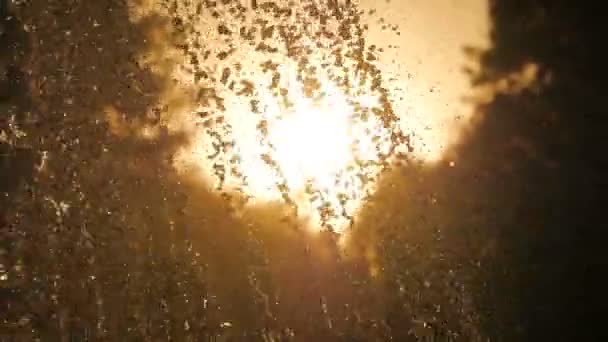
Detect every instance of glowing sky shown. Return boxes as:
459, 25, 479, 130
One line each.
128, 0, 490, 232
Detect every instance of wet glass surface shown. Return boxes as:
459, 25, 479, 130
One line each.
1, 0, 604, 341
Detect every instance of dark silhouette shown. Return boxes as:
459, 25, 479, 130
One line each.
463, 1, 605, 340
350, 1, 606, 340
0, 0, 200, 340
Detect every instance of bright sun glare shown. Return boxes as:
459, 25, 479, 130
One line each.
176, 60, 396, 231
270, 105, 351, 191
161, 0, 490, 232
218, 71, 394, 231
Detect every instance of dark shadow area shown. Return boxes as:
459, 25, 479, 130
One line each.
465, 1, 605, 340
349, 1, 606, 341
0, 0, 208, 340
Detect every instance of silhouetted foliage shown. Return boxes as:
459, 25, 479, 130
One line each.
469, 1, 605, 340
353, 1, 606, 340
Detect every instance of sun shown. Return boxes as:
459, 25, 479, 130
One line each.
166, 0, 409, 232
222, 72, 393, 231
269, 103, 352, 192
175, 64, 396, 231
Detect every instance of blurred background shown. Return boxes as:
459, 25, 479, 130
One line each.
1, 0, 605, 341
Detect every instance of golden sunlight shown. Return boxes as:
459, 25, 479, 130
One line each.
158, 0, 491, 232
179, 62, 394, 231
269, 104, 351, 191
